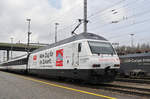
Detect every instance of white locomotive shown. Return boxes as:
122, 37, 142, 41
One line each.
0, 32, 120, 83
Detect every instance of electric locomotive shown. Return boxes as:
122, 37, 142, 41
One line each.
28, 32, 120, 83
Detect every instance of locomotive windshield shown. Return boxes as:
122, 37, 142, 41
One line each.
88, 41, 116, 55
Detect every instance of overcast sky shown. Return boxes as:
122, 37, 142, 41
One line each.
0, 0, 150, 61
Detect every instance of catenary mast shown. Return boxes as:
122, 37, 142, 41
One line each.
83, 0, 88, 33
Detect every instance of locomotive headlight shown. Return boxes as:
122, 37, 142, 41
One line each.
114, 64, 120, 67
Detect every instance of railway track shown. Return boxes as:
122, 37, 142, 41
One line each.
115, 78, 150, 84
95, 81, 150, 97
64, 79, 150, 97
102, 84, 150, 97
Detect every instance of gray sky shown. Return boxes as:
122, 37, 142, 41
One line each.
0, 0, 150, 61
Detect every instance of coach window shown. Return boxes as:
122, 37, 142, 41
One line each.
78, 43, 82, 52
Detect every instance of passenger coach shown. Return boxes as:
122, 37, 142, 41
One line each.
119, 52, 150, 78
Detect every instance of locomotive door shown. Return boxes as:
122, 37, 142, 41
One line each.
72, 43, 79, 68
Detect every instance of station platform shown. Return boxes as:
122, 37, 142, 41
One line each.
0, 71, 146, 99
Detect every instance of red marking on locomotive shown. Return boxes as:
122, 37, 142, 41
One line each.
33, 55, 37, 61
56, 49, 63, 66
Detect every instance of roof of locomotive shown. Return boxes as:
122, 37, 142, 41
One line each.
32, 32, 107, 53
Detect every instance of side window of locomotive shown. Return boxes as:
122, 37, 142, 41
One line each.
78, 43, 82, 52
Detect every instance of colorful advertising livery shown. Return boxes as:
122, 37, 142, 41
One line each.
56, 49, 63, 66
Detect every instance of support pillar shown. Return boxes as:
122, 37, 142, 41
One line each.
7, 50, 9, 61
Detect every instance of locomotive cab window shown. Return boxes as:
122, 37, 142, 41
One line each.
88, 41, 116, 55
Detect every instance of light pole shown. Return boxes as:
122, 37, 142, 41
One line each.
10, 37, 13, 59
26, 18, 31, 54
130, 34, 134, 48
55, 23, 59, 43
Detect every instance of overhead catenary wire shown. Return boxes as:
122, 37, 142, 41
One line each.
115, 35, 150, 45
90, 17, 150, 40
108, 28, 150, 40
88, 0, 150, 31
108, 17, 150, 31
88, 0, 149, 46
88, 0, 141, 20
87, 0, 127, 18
88, 0, 146, 26
88, 7, 150, 31
90, 17, 150, 45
